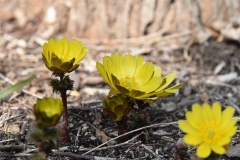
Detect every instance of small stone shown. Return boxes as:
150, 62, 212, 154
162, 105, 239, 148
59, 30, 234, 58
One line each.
90, 136, 96, 140
69, 123, 74, 128
6, 124, 20, 134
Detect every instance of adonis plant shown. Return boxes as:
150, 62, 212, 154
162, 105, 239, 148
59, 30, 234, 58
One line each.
178, 102, 238, 159
42, 37, 88, 142
28, 97, 63, 159
97, 53, 183, 141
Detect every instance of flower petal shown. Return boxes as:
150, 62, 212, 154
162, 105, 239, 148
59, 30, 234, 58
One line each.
217, 136, 231, 146
202, 103, 212, 123
156, 73, 176, 91
212, 102, 221, 124
221, 107, 235, 124
140, 77, 162, 93
135, 62, 154, 87
123, 54, 136, 77
221, 117, 238, 133
134, 55, 144, 76
186, 111, 203, 128
96, 62, 110, 84
153, 66, 161, 77
222, 126, 238, 138
108, 53, 123, 79
178, 120, 199, 134
192, 103, 202, 115
183, 134, 203, 145
197, 143, 211, 158
211, 144, 226, 155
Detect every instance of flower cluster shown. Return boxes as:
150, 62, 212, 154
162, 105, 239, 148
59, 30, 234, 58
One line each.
178, 102, 238, 158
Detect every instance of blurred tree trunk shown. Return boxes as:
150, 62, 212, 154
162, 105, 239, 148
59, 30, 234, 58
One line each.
67, 0, 240, 40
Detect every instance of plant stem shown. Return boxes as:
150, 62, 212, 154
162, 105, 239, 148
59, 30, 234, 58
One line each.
39, 141, 45, 152
60, 75, 70, 142
61, 90, 70, 142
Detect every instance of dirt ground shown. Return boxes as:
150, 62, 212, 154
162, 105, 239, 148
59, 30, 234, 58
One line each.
1, 38, 240, 160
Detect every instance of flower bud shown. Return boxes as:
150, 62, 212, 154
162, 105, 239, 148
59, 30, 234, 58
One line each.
34, 97, 63, 127
103, 95, 132, 121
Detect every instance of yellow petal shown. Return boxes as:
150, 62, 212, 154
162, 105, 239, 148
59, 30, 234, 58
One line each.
183, 134, 203, 145
212, 102, 221, 124
108, 53, 122, 79
153, 66, 161, 77
42, 44, 51, 65
197, 143, 211, 158
123, 54, 136, 77
75, 44, 88, 63
221, 107, 235, 124
217, 136, 231, 146
178, 120, 199, 134
202, 103, 212, 123
221, 118, 238, 134
135, 62, 154, 87
158, 83, 183, 94
156, 73, 176, 91
96, 62, 110, 84
222, 126, 237, 138
211, 144, 226, 155
186, 111, 203, 128
192, 103, 202, 115
60, 37, 69, 59
140, 77, 162, 93
134, 55, 144, 76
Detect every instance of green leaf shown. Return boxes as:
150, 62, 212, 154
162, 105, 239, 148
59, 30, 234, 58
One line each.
0, 75, 36, 100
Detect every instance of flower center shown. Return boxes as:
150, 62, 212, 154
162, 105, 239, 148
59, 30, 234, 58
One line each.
120, 76, 139, 90
200, 121, 221, 144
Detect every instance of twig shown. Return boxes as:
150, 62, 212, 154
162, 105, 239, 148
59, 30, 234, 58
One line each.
0, 144, 26, 151
0, 73, 43, 99
0, 138, 18, 144
82, 121, 178, 155
93, 132, 144, 151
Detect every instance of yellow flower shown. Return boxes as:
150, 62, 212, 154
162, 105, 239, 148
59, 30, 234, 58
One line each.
178, 102, 238, 158
42, 37, 88, 74
34, 97, 63, 127
96, 53, 183, 101
103, 95, 132, 121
